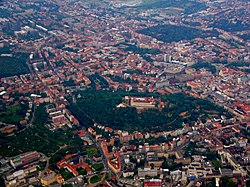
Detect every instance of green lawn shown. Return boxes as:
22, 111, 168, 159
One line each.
92, 163, 104, 171
39, 161, 47, 171
60, 169, 74, 180
77, 168, 87, 175
86, 147, 98, 157
90, 175, 100, 184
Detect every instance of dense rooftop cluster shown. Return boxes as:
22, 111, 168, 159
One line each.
0, 0, 249, 186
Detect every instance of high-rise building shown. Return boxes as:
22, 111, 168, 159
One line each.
163, 54, 172, 63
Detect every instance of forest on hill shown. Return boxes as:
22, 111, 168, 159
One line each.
68, 90, 231, 132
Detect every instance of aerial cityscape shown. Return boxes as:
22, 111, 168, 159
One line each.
0, 0, 249, 186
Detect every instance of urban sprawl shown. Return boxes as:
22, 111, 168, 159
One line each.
0, 0, 249, 187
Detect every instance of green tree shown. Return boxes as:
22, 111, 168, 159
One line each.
61, 184, 73, 187
0, 176, 5, 187
212, 160, 222, 170
226, 180, 237, 187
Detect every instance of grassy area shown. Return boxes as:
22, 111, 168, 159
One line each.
90, 175, 100, 184
0, 56, 29, 78
86, 147, 98, 157
38, 161, 47, 171
60, 169, 74, 180
92, 163, 104, 171
77, 168, 87, 175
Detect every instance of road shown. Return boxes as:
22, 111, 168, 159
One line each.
38, 152, 50, 179
25, 45, 113, 185
86, 130, 112, 177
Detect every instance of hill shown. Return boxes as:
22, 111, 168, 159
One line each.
68, 91, 231, 132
